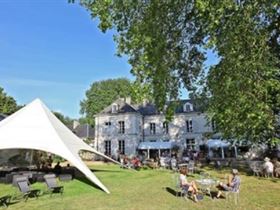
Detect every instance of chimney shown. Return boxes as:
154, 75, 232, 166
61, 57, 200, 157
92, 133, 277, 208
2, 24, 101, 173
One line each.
125, 97, 131, 104
73, 120, 80, 130
143, 98, 149, 106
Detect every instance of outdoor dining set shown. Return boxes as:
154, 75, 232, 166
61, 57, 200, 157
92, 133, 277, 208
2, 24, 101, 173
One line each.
172, 165, 241, 205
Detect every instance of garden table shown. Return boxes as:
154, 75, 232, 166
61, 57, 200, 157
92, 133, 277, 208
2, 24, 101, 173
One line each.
178, 163, 188, 168
196, 178, 217, 199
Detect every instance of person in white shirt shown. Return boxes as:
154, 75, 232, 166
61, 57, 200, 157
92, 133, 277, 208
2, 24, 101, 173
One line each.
179, 167, 199, 202
263, 157, 274, 177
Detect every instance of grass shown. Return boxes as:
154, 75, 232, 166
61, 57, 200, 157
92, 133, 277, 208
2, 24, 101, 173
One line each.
1, 164, 280, 210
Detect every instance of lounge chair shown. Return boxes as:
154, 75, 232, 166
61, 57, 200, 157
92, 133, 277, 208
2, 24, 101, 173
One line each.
0, 195, 11, 207
59, 174, 72, 182
16, 177, 40, 202
44, 174, 64, 196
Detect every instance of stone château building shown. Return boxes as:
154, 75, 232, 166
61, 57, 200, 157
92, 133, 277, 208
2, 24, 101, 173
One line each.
94, 98, 213, 159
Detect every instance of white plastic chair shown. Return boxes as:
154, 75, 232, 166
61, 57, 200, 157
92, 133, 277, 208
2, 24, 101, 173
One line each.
225, 182, 241, 205
188, 161, 195, 174
160, 158, 167, 169
171, 159, 177, 171
172, 173, 193, 201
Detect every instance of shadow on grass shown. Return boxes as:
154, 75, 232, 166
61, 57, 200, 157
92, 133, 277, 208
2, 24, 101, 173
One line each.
90, 169, 123, 173
256, 176, 280, 183
6, 200, 21, 208
8, 195, 37, 207
270, 178, 280, 183
70, 167, 129, 191
164, 187, 219, 202
74, 176, 104, 191
164, 187, 181, 197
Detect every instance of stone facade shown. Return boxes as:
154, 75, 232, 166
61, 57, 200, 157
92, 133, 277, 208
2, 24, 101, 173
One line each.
94, 98, 213, 158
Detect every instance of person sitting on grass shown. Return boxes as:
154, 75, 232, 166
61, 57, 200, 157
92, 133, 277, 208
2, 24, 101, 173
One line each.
179, 167, 199, 202
216, 169, 241, 198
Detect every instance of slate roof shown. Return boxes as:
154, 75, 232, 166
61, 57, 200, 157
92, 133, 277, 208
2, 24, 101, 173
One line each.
99, 98, 200, 116
100, 98, 138, 114
73, 124, 95, 139
137, 103, 159, 115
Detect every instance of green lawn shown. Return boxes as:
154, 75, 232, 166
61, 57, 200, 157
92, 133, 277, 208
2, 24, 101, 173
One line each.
1, 164, 280, 210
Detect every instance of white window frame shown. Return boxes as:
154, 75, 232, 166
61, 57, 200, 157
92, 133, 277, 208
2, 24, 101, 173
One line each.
183, 102, 193, 112
186, 119, 193, 133
118, 140, 125, 155
112, 104, 118, 113
150, 123, 156, 135
119, 121, 125, 134
163, 121, 169, 134
105, 140, 111, 156
186, 139, 196, 150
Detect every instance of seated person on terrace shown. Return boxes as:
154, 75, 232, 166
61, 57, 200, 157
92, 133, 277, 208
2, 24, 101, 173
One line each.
179, 167, 199, 202
272, 158, 280, 177
216, 169, 241, 198
131, 157, 141, 170
123, 155, 132, 168
54, 162, 62, 175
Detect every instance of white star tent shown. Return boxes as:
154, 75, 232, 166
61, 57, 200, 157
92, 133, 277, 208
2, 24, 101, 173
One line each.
0, 98, 119, 193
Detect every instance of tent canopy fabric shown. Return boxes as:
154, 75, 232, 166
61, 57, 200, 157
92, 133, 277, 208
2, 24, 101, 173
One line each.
206, 139, 230, 148
138, 141, 174, 150
0, 99, 119, 194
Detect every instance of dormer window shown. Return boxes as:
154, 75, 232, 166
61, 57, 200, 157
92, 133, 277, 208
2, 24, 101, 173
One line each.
112, 104, 118, 113
183, 102, 193, 112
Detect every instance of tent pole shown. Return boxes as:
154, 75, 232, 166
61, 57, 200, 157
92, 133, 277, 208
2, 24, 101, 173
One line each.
234, 146, 238, 158
148, 149, 150, 159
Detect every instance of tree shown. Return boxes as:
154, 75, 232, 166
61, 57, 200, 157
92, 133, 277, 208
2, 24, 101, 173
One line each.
79, 0, 205, 111
78, 0, 280, 144
80, 78, 134, 125
0, 87, 19, 115
196, 0, 280, 144
53, 112, 73, 127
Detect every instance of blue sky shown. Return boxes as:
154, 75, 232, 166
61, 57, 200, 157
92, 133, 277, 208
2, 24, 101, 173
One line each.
0, 0, 132, 118
0, 0, 218, 119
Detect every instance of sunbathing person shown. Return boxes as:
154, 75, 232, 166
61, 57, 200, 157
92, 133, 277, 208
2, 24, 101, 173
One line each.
179, 167, 199, 202
216, 169, 241, 198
